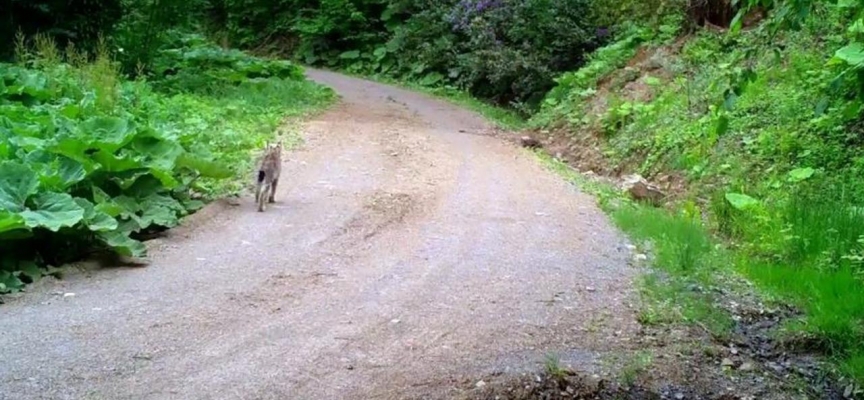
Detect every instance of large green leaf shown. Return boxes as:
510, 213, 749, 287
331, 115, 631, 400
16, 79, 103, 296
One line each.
140, 205, 179, 228
149, 168, 180, 188
112, 195, 145, 229
420, 72, 444, 86
339, 50, 361, 60
134, 137, 184, 171
50, 138, 100, 172
98, 231, 146, 257
0, 210, 26, 234
787, 167, 815, 183
81, 116, 136, 153
0, 161, 39, 212
832, 43, 864, 67
91, 150, 144, 172
139, 193, 184, 228
141, 193, 185, 212
40, 156, 87, 191
20, 192, 86, 232
0, 270, 25, 293
176, 153, 232, 179
73, 198, 119, 232
724, 192, 760, 211
95, 201, 124, 218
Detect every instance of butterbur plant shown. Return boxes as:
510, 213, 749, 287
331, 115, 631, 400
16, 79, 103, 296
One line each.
0, 32, 327, 294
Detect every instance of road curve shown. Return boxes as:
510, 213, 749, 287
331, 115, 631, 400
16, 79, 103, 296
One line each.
0, 69, 639, 400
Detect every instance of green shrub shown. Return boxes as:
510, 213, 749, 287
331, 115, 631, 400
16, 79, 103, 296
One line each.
0, 35, 333, 293
151, 34, 305, 93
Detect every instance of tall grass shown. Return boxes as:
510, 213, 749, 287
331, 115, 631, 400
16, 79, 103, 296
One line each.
729, 182, 864, 381
782, 184, 864, 269
613, 206, 712, 274
609, 203, 735, 339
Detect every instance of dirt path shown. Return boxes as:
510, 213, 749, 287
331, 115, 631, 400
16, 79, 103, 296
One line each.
0, 70, 640, 400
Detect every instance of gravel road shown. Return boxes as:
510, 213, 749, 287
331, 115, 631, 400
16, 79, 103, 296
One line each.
0, 69, 640, 400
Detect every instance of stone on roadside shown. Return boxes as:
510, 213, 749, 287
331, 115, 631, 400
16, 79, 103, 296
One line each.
622, 174, 666, 206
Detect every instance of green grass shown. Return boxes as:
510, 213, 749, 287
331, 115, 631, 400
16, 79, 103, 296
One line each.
611, 205, 736, 340
543, 352, 568, 379
728, 184, 864, 382
523, 3, 864, 387
618, 350, 653, 387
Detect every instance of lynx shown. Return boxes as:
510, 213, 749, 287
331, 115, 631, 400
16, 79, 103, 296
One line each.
255, 141, 282, 212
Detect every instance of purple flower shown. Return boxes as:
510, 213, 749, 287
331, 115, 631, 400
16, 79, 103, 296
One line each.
447, 0, 503, 32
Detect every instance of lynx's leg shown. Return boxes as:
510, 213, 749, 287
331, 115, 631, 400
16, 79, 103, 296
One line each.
255, 170, 265, 207
257, 183, 268, 212
268, 178, 278, 203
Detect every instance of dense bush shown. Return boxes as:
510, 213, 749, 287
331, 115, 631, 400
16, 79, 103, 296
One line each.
207, 0, 601, 109
1, 0, 123, 61
112, 0, 211, 73
150, 33, 305, 93
445, 0, 599, 106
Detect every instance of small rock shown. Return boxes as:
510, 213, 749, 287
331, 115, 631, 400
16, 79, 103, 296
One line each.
767, 362, 785, 373
686, 284, 703, 293
519, 136, 541, 149
675, 393, 685, 400
586, 286, 596, 292
739, 362, 755, 371
622, 174, 666, 206
346, 365, 355, 371
634, 253, 648, 261
390, 319, 400, 324
63, 293, 75, 298
476, 380, 486, 388
844, 384, 853, 398
721, 358, 735, 367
